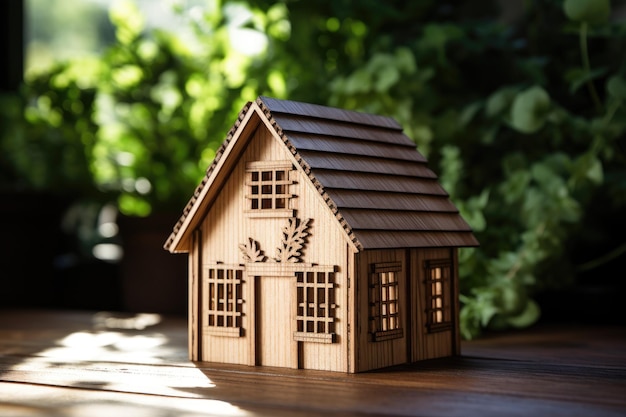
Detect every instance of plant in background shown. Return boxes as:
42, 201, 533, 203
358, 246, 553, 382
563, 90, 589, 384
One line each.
3, 0, 291, 217
1, 60, 100, 195
327, 0, 625, 338
3, 0, 624, 336
454, 0, 625, 338
90, 0, 291, 216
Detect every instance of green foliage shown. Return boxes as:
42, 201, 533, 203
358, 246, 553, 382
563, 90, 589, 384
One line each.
1, 59, 101, 194
3, 0, 625, 337
323, 0, 626, 338
4, 0, 290, 215
563, 0, 611, 24
510, 86, 551, 133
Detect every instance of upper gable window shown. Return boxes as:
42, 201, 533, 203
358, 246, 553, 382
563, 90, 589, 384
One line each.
245, 161, 296, 218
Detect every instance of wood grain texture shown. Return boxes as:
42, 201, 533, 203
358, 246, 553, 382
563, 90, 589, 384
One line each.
1, 310, 624, 417
297, 150, 436, 177
355, 249, 408, 372
271, 113, 415, 145
354, 230, 479, 249
340, 209, 473, 231
259, 95, 403, 130
326, 190, 460, 212
287, 133, 426, 162
192, 123, 352, 371
312, 171, 447, 194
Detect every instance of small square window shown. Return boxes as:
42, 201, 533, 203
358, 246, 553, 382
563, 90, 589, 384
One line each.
246, 162, 295, 214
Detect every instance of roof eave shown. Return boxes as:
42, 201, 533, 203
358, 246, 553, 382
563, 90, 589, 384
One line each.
164, 102, 262, 253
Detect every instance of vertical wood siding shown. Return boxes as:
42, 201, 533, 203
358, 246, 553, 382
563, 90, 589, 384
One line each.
197, 124, 352, 371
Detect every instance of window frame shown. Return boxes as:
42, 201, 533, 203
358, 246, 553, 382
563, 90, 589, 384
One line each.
424, 259, 453, 333
203, 264, 244, 337
245, 160, 295, 218
369, 261, 404, 342
293, 268, 336, 343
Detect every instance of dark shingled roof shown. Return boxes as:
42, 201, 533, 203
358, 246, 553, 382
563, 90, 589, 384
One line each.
164, 96, 478, 252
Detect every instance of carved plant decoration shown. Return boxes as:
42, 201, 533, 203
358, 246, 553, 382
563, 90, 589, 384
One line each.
239, 238, 266, 262
275, 218, 311, 262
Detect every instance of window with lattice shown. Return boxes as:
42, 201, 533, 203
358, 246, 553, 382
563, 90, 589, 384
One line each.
246, 161, 295, 217
294, 269, 336, 343
369, 262, 403, 342
424, 259, 452, 332
204, 265, 243, 337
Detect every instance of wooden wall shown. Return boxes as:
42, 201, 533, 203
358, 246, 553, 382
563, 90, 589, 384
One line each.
354, 249, 408, 372
354, 247, 457, 372
408, 247, 457, 362
192, 119, 354, 372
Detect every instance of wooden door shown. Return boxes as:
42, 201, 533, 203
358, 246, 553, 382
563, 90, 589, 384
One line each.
255, 276, 293, 367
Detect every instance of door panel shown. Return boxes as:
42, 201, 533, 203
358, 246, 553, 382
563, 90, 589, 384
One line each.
256, 276, 292, 367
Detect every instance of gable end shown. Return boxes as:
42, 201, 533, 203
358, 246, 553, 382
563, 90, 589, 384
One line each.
255, 97, 364, 251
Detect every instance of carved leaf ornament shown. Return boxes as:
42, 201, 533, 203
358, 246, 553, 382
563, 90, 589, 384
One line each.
238, 238, 266, 262
275, 218, 311, 263
240, 217, 311, 263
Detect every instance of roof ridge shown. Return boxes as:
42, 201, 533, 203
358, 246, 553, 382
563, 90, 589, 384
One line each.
258, 96, 402, 131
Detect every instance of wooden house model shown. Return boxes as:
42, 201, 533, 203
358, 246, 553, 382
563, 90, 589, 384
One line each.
164, 96, 478, 373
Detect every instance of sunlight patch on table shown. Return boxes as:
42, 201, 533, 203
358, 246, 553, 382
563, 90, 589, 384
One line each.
93, 312, 162, 330
0, 383, 249, 417
3, 324, 217, 398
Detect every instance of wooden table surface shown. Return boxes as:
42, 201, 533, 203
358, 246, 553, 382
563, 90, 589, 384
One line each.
0, 309, 624, 417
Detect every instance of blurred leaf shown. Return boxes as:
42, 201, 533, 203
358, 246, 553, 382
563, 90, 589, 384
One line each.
460, 101, 483, 126
607, 76, 626, 99
110, 0, 144, 44
510, 86, 551, 133
421, 23, 464, 49
566, 67, 608, 94
563, 0, 611, 24
570, 152, 604, 186
505, 300, 541, 328
485, 87, 517, 117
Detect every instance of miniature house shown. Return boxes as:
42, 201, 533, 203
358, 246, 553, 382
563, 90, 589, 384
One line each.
164, 96, 478, 373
